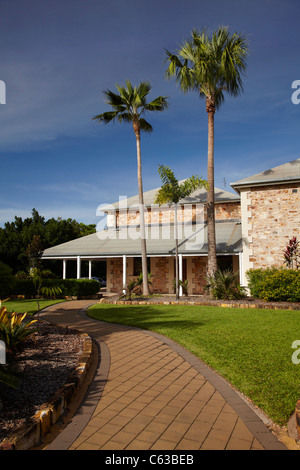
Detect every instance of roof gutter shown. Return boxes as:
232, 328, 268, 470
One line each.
231, 177, 300, 194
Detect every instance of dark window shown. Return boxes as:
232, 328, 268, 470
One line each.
133, 257, 150, 276
217, 256, 233, 272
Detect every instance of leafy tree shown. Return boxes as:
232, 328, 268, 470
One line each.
93, 81, 169, 295
0, 209, 96, 274
165, 27, 248, 276
26, 234, 43, 271
155, 165, 207, 299
0, 261, 15, 298
30, 267, 62, 323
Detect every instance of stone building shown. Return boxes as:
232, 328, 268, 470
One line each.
231, 158, 300, 286
42, 158, 300, 294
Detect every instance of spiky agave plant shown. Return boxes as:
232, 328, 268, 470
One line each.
0, 300, 38, 352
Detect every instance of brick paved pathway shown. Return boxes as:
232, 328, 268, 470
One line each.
40, 300, 286, 451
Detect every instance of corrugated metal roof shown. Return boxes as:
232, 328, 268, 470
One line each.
42, 221, 242, 258
101, 184, 239, 211
231, 158, 300, 193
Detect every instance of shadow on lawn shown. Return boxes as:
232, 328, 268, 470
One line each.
88, 304, 208, 332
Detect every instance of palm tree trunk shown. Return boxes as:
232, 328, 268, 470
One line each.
206, 98, 218, 276
133, 120, 150, 296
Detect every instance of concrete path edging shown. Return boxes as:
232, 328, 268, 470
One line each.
45, 335, 110, 450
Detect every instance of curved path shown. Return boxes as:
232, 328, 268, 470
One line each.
39, 300, 286, 451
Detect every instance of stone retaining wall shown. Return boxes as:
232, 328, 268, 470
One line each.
99, 297, 300, 310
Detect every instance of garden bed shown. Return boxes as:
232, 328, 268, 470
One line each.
0, 321, 85, 443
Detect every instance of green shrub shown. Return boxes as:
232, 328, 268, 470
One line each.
173, 279, 189, 296
40, 269, 57, 279
15, 270, 29, 279
246, 268, 300, 302
206, 269, 246, 300
245, 268, 266, 299
8, 279, 36, 297
0, 261, 16, 299
2, 278, 100, 298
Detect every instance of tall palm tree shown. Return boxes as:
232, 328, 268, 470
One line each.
93, 81, 169, 295
155, 165, 207, 299
165, 27, 248, 276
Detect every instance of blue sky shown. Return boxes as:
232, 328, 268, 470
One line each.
0, 0, 299, 228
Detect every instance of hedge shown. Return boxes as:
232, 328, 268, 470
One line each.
1, 278, 100, 298
246, 268, 300, 302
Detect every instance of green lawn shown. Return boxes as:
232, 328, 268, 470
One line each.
87, 303, 300, 425
2, 298, 67, 315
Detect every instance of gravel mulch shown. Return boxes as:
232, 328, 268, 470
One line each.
0, 321, 84, 442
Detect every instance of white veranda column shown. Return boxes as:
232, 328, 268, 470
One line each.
89, 260, 92, 279
179, 254, 183, 297
123, 255, 127, 294
77, 256, 81, 279
63, 259, 67, 279
239, 252, 243, 286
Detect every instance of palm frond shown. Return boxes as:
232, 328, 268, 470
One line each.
155, 185, 174, 205
144, 96, 169, 112
158, 165, 178, 186
103, 88, 126, 107
164, 26, 248, 105
155, 165, 207, 205
117, 112, 133, 124
115, 83, 131, 103
180, 175, 209, 196
139, 118, 153, 133
92, 110, 120, 123
124, 80, 134, 96
164, 50, 184, 79
136, 81, 152, 99
94, 80, 168, 132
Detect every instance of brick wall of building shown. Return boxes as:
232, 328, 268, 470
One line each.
106, 201, 240, 228
105, 201, 241, 294
106, 254, 238, 295
190, 256, 208, 294
106, 258, 124, 293
241, 183, 300, 275
150, 257, 172, 294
